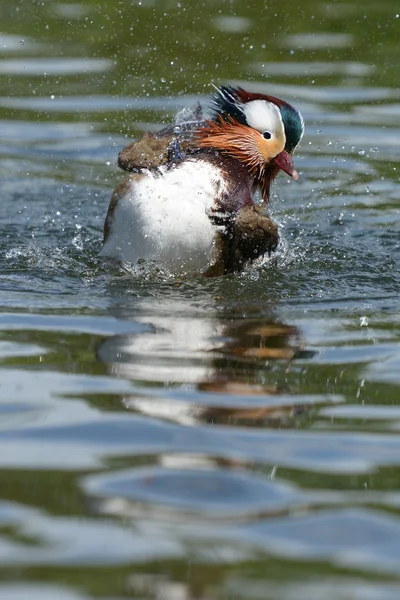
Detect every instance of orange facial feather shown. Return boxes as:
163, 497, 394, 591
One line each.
196, 117, 284, 178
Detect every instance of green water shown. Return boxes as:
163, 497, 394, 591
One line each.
0, 0, 400, 598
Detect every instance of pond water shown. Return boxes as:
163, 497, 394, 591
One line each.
1, 0, 400, 597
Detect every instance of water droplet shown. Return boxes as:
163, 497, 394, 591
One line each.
358, 150, 365, 156
360, 316, 368, 327
20, 39, 24, 45
249, 270, 259, 281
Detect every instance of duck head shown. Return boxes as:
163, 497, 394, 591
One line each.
197, 85, 304, 202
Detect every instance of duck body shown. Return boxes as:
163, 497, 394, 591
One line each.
102, 152, 278, 275
101, 86, 304, 275
102, 156, 228, 273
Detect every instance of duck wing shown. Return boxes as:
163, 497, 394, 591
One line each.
204, 205, 279, 277
118, 103, 206, 172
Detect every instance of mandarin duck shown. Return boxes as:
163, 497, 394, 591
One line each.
101, 85, 304, 276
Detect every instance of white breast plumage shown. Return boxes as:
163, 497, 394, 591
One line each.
100, 158, 227, 272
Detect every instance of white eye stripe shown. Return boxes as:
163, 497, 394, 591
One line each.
242, 100, 285, 140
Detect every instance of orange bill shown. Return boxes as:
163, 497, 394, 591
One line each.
273, 150, 299, 180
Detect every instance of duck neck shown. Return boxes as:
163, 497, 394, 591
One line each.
196, 146, 277, 205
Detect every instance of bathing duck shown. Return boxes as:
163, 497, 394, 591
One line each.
101, 85, 304, 275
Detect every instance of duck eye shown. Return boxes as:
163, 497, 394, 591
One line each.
262, 131, 272, 140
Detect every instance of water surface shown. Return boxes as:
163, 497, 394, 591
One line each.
1, 0, 400, 597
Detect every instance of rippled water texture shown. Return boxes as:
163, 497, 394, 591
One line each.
1, 0, 400, 597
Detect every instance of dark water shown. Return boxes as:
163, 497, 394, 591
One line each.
1, 0, 400, 597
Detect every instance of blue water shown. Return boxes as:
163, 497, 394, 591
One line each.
1, 0, 400, 597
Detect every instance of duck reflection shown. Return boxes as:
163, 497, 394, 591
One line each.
195, 319, 304, 427
97, 295, 316, 428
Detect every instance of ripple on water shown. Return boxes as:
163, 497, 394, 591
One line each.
0, 94, 205, 113
282, 32, 354, 49
3, 410, 400, 474
239, 508, 400, 574
1, 2, 400, 593
0, 585, 93, 600
253, 61, 374, 77
83, 466, 308, 518
224, 578, 400, 600
0, 58, 111, 76
0, 506, 182, 566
